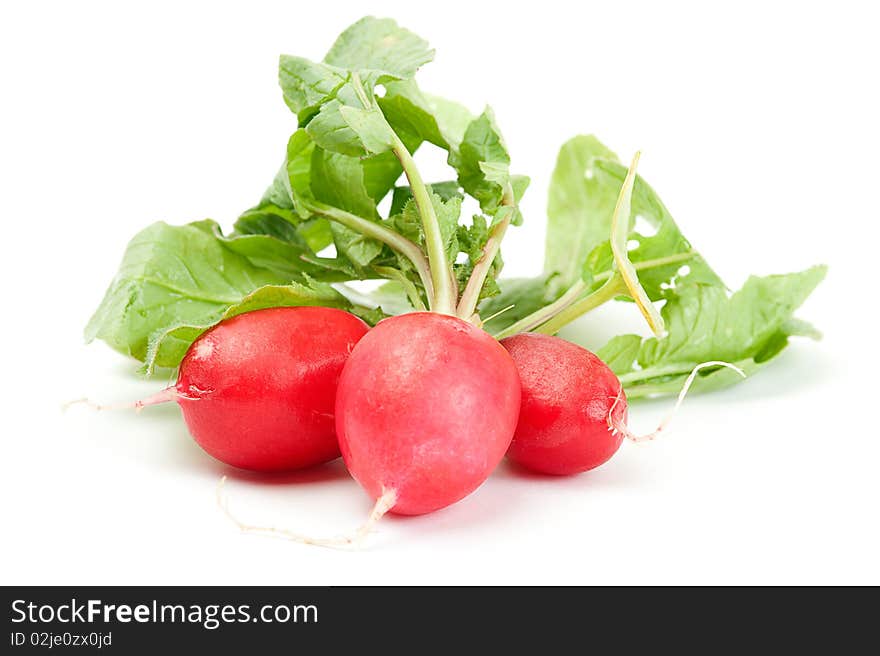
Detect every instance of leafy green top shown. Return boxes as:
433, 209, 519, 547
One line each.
86, 16, 825, 400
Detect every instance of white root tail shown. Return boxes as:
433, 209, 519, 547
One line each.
216, 476, 397, 550
608, 361, 746, 443
62, 386, 179, 414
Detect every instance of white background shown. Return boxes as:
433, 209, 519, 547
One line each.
1, 1, 877, 585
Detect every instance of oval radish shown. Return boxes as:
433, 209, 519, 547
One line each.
177, 306, 369, 471
335, 312, 521, 515
501, 333, 626, 475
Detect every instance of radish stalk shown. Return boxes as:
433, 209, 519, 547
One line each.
457, 185, 517, 320
301, 198, 434, 300
533, 275, 627, 335
608, 152, 666, 337
492, 250, 697, 339
390, 133, 456, 315
349, 71, 455, 315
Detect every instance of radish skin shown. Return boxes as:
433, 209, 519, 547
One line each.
336, 312, 522, 515
177, 306, 369, 471
501, 333, 627, 475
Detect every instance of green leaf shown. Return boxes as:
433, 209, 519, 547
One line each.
378, 80, 448, 148
779, 318, 822, 341
545, 135, 721, 299
234, 211, 300, 241
640, 267, 826, 366
283, 126, 398, 223
449, 108, 512, 214
278, 56, 347, 120
389, 181, 461, 217
391, 193, 461, 262
595, 334, 642, 376
143, 280, 354, 372
328, 223, 383, 267
305, 83, 370, 157
236, 156, 338, 254
85, 221, 299, 365
292, 18, 434, 157
425, 94, 473, 150
601, 266, 827, 398
278, 129, 385, 269
339, 104, 396, 154
309, 147, 379, 220
203, 220, 336, 280
324, 16, 434, 79
258, 162, 296, 210
545, 135, 620, 288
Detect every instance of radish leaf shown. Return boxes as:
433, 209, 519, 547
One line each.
601, 266, 827, 398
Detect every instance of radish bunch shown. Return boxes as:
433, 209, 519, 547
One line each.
82, 16, 825, 546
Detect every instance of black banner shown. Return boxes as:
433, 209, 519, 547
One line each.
1, 586, 870, 652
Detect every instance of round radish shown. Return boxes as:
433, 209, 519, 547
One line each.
335, 312, 521, 515
80, 307, 370, 471
176, 306, 368, 471
501, 333, 627, 475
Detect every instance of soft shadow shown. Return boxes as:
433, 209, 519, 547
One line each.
220, 459, 351, 486
717, 346, 838, 402
498, 455, 649, 490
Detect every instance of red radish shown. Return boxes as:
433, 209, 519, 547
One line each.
335, 312, 522, 515
76, 306, 369, 472
501, 333, 744, 476
501, 333, 626, 475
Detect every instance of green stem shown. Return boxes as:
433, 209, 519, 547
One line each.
593, 250, 697, 283
618, 362, 701, 385
371, 265, 427, 311
457, 186, 516, 321
535, 275, 627, 335
390, 133, 456, 315
302, 199, 434, 300
492, 250, 697, 339
493, 279, 587, 340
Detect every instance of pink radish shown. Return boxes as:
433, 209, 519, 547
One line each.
335, 312, 522, 515
76, 306, 369, 472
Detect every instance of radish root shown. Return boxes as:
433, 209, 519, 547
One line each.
216, 476, 397, 550
608, 361, 746, 442
62, 386, 178, 414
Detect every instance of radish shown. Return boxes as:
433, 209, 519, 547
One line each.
335, 312, 522, 515
501, 333, 744, 475
77, 306, 369, 472
500, 334, 626, 475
